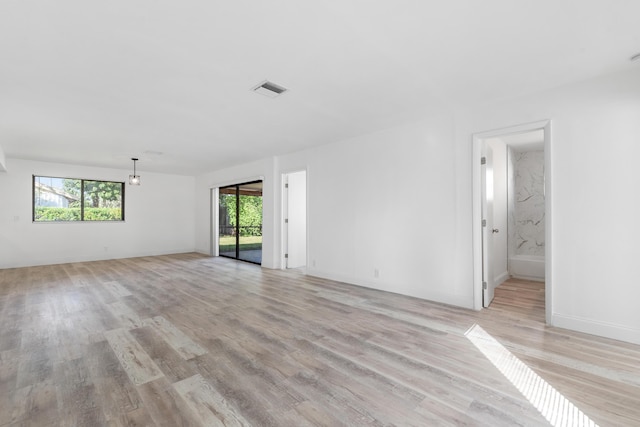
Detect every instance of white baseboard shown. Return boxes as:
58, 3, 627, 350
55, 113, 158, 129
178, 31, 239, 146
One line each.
511, 274, 545, 283
306, 268, 474, 309
509, 256, 545, 282
552, 313, 640, 345
0, 248, 197, 269
494, 271, 510, 287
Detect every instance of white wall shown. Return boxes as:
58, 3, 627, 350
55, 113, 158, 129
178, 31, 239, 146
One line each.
0, 159, 196, 268
193, 66, 640, 345
274, 114, 466, 306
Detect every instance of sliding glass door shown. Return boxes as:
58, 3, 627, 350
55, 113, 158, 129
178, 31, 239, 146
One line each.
218, 187, 237, 259
218, 180, 263, 264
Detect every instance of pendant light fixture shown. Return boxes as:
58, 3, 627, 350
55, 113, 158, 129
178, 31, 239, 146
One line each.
129, 158, 141, 185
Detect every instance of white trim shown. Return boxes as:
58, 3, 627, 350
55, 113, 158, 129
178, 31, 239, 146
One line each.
280, 168, 308, 270
281, 172, 288, 269
211, 187, 219, 257
210, 178, 263, 262
0, 145, 7, 172
472, 120, 552, 323
494, 271, 510, 287
0, 248, 196, 269
544, 122, 553, 325
208, 175, 264, 190
472, 138, 483, 310
307, 270, 473, 309
511, 274, 544, 282
553, 314, 640, 346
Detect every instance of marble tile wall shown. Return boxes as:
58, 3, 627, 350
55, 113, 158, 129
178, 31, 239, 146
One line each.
513, 150, 545, 256
507, 148, 516, 259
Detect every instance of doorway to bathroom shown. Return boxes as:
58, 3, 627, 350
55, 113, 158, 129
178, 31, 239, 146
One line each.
473, 120, 552, 323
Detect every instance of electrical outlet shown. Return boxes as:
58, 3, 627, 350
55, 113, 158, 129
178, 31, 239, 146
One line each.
374, 268, 380, 278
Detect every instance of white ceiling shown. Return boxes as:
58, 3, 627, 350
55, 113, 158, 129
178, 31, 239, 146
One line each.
1, 0, 639, 175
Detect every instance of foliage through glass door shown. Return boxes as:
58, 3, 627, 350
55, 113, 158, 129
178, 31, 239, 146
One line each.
218, 181, 263, 264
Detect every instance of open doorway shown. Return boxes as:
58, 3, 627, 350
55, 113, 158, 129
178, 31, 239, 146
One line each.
282, 171, 307, 269
473, 120, 552, 323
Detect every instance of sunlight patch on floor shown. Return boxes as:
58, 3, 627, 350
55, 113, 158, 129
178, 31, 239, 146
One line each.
465, 324, 598, 427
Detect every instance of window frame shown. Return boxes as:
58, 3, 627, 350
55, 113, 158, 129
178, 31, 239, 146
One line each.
32, 175, 126, 222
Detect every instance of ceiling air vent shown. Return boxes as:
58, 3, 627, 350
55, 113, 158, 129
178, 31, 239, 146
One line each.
252, 80, 288, 98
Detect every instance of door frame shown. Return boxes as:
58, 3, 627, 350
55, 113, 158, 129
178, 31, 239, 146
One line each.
216, 179, 264, 265
281, 169, 308, 269
472, 120, 553, 324
210, 175, 264, 258
211, 187, 219, 257
480, 142, 495, 307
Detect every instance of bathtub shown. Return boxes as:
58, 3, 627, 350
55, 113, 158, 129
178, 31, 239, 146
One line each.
509, 255, 545, 282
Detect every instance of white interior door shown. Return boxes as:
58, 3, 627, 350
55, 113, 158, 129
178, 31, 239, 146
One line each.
285, 171, 307, 268
482, 145, 495, 307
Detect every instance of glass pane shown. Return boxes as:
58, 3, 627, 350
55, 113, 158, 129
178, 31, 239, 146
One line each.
34, 176, 81, 221
83, 180, 124, 221
237, 182, 263, 264
218, 187, 237, 258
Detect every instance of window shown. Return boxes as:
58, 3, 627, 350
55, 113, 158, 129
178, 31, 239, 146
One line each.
33, 176, 125, 222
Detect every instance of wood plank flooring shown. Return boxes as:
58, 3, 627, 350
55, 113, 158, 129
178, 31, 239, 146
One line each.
1, 253, 639, 426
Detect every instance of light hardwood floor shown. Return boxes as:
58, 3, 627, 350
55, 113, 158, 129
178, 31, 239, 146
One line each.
1, 253, 639, 426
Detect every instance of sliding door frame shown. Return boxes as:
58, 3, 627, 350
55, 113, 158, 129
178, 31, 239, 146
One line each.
218, 179, 263, 265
